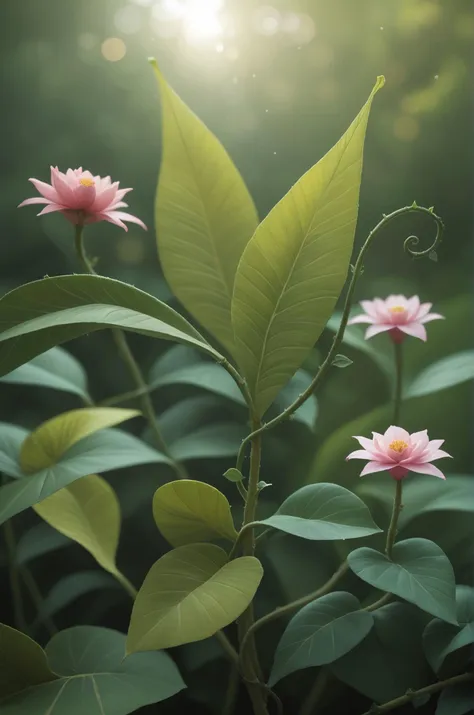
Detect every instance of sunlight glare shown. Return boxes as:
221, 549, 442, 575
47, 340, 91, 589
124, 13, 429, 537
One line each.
182, 0, 224, 43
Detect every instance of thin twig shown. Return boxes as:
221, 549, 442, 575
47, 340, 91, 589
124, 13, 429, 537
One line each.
3, 520, 28, 633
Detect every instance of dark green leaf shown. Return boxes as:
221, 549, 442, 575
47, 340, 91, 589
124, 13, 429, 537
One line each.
16, 522, 71, 565
0, 624, 56, 699
406, 351, 474, 399
325, 313, 393, 380
436, 682, 474, 715
0, 424, 28, 478
423, 586, 474, 672
170, 423, 247, 461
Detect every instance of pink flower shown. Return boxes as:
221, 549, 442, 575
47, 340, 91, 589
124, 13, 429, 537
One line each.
346, 426, 451, 480
19, 167, 147, 232
348, 295, 443, 343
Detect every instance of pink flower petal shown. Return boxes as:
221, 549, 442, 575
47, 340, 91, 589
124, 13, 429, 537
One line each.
104, 210, 147, 231
91, 183, 120, 213
408, 463, 446, 479
360, 300, 378, 318
50, 167, 75, 205
398, 323, 427, 341
360, 461, 393, 476
365, 324, 392, 339
18, 197, 52, 207
420, 449, 452, 462
346, 449, 374, 461
348, 314, 374, 325
416, 302, 433, 320
29, 179, 59, 202
37, 204, 63, 216
406, 295, 421, 317
420, 313, 444, 324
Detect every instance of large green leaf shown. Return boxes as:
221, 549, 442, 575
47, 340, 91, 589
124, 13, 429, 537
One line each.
153, 480, 238, 547
0, 429, 168, 526
0, 347, 91, 402
256, 483, 381, 540
16, 522, 71, 565
170, 423, 246, 461
34, 474, 122, 576
436, 682, 474, 715
231, 77, 384, 416
20, 407, 139, 473
153, 61, 259, 354
405, 351, 474, 399
0, 274, 223, 377
423, 585, 474, 673
0, 624, 56, 699
268, 592, 373, 685
0, 626, 185, 714
0, 424, 28, 478
127, 543, 263, 653
330, 603, 430, 702
348, 538, 457, 624
34, 572, 120, 626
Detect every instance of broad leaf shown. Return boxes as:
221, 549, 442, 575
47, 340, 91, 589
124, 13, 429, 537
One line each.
16, 523, 71, 565
0, 424, 28, 478
153, 480, 238, 547
170, 423, 246, 461
436, 682, 474, 715
231, 77, 384, 416
0, 626, 185, 714
20, 407, 139, 473
423, 585, 474, 672
269, 592, 373, 685
0, 274, 223, 377
153, 61, 259, 353
34, 572, 120, 625
406, 351, 474, 399
348, 538, 457, 624
330, 602, 430, 702
0, 624, 56, 699
127, 543, 263, 653
256, 483, 381, 540
0, 347, 91, 402
0, 429, 168, 526
34, 474, 121, 576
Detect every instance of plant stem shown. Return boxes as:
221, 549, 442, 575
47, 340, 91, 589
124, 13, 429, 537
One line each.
114, 570, 139, 600
235, 205, 444, 472
364, 592, 392, 612
385, 481, 403, 559
3, 520, 28, 633
393, 341, 403, 424
74, 224, 188, 480
385, 340, 404, 558
223, 666, 240, 715
300, 669, 330, 715
20, 565, 57, 637
360, 672, 473, 715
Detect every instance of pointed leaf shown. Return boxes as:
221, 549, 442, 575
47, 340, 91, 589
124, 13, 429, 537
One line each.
256, 483, 381, 540
269, 592, 373, 685
153, 480, 238, 547
0, 274, 223, 377
423, 586, 474, 672
0, 424, 29, 478
325, 312, 393, 380
0, 626, 185, 715
127, 543, 263, 653
231, 77, 385, 416
34, 474, 121, 576
20, 408, 139, 473
153, 61, 259, 353
406, 351, 474, 399
0, 624, 56, 699
0, 347, 90, 402
348, 538, 457, 624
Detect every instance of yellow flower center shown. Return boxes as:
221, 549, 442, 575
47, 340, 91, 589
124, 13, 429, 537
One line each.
389, 439, 408, 453
79, 177, 95, 187
389, 306, 406, 314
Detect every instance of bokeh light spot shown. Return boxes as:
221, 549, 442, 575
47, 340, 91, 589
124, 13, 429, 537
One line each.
253, 6, 281, 36
114, 5, 143, 34
101, 37, 127, 62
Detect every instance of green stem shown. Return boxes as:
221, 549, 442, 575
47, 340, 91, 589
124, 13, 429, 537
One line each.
3, 520, 28, 633
114, 570, 138, 600
385, 340, 404, 558
393, 341, 403, 424
74, 224, 188, 480
300, 669, 331, 715
385, 481, 403, 559
235, 205, 444, 473
20, 566, 57, 637
364, 592, 392, 612
361, 672, 473, 715
223, 666, 240, 715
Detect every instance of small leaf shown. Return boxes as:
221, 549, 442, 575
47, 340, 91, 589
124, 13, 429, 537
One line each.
348, 538, 457, 624
20, 407, 139, 473
35, 571, 120, 625
231, 77, 384, 416
153, 480, 238, 547
153, 61, 259, 353
257, 481, 272, 492
332, 354, 353, 368
429, 250, 438, 262
0, 623, 56, 699
0, 347, 90, 402
423, 585, 474, 672
34, 474, 122, 576
436, 682, 474, 715
223, 467, 244, 483
127, 543, 263, 653
16, 522, 71, 565
0, 423, 29, 478
256, 483, 381, 540
269, 592, 373, 685
325, 313, 393, 380
405, 351, 474, 400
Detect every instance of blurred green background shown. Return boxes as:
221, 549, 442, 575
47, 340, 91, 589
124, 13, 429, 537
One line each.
0, 0, 473, 713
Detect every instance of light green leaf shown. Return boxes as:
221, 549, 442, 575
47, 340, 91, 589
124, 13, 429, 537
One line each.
0, 424, 29, 478
0, 274, 223, 377
223, 468, 244, 483
16, 523, 71, 566
0, 624, 56, 699
0, 429, 168, 526
153, 61, 259, 353
256, 483, 381, 540
34, 474, 122, 576
127, 543, 263, 653
436, 682, 474, 715
405, 351, 474, 399
20, 407, 139, 473
231, 77, 385, 416
423, 586, 474, 673
332, 354, 353, 368
34, 572, 120, 626
153, 480, 238, 547
269, 592, 373, 685
348, 538, 457, 624
0, 626, 185, 714
0, 347, 91, 402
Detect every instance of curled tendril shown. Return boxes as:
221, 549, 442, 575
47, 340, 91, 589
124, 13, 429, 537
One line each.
402, 207, 445, 258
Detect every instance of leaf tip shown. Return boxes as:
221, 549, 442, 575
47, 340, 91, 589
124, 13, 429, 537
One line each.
375, 75, 386, 90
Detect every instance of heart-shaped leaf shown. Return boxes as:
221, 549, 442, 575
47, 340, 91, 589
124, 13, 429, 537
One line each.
0, 626, 185, 714
20, 408, 139, 473
0, 624, 56, 699
348, 538, 457, 624
269, 592, 373, 685
153, 480, 238, 547
127, 543, 263, 653
153, 61, 258, 354
423, 585, 474, 672
406, 351, 474, 399
231, 77, 384, 416
0, 347, 91, 402
256, 483, 381, 540
0, 274, 223, 377
34, 474, 122, 576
